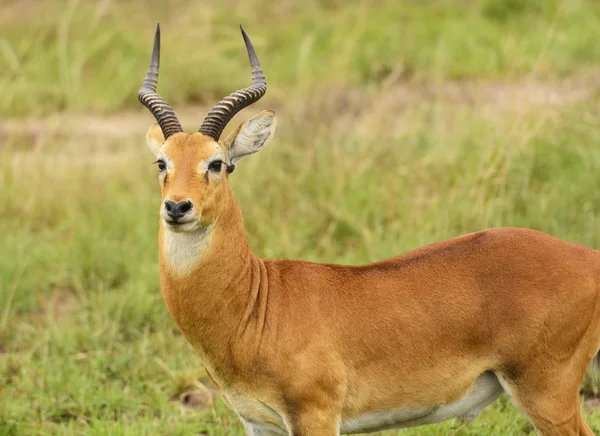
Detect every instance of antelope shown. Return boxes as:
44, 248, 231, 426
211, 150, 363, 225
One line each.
138, 24, 600, 436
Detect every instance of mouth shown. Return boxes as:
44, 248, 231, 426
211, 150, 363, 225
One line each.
163, 218, 199, 230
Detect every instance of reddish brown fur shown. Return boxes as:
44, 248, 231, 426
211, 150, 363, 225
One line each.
147, 121, 600, 436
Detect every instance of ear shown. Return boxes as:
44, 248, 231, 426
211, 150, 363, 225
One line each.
223, 110, 276, 165
146, 123, 165, 156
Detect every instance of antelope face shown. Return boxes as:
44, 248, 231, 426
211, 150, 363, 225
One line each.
138, 24, 275, 233
146, 111, 276, 233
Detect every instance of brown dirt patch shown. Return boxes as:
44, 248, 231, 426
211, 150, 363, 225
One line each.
2, 71, 600, 146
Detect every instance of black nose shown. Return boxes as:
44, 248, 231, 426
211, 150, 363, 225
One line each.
164, 200, 193, 219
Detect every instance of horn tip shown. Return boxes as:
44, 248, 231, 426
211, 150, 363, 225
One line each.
151, 23, 161, 63
240, 24, 249, 40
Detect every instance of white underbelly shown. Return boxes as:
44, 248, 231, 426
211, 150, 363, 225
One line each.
340, 371, 504, 434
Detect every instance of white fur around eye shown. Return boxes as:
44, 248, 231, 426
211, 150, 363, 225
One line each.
157, 152, 173, 172
197, 144, 225, 175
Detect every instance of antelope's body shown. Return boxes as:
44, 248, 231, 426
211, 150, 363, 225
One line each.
138, 25, 600, 435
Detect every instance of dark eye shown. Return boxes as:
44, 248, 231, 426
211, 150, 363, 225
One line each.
156, 160, 166, 172
208, 160, 224, 172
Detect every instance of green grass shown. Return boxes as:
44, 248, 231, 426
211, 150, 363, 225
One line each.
3, 0, 600, 434
4, 0, 600, 115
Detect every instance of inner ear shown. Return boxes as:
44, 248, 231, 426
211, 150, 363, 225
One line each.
146, 123, 165, 156
223, 110, 276, 165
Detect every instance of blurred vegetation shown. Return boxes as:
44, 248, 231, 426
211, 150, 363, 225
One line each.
3, 0, 600, 115
2, 0, 600, 434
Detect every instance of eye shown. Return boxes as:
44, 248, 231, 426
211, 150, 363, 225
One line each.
208, 160, 224, 172
156, 160, 166, 172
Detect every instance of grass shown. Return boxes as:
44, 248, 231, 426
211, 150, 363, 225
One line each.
4, 0, 600, 115
3, 0, 600, 434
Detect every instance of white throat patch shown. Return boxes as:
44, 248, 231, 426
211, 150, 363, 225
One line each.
162, 225, 213, 276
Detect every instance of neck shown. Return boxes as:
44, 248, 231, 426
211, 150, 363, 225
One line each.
158, 186, 260, 372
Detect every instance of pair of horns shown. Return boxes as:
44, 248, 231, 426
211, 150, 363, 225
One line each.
138, 24, 267, 140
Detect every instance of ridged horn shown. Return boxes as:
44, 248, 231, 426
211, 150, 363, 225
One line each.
138, 24, 183, 139
199, 25, 267, 140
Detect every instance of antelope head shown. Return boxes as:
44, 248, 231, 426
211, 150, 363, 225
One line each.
139, 24, 276, 233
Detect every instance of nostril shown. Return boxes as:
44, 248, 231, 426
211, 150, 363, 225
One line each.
164, 200, 175, 213
179, 201, 192, 214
